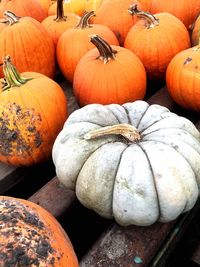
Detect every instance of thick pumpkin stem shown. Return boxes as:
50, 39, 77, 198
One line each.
128, 4, 159, 28
54, 0, 66, 21
84, 123, 141, 142
3, 11, 20, 25
76, 11, 95, 29
2, 56, 32, 91
90, 34, 117, 63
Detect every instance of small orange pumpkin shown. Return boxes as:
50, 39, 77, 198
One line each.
191, 15, 200, 46
0, 11, 55, 79
150, 0, 200, 29
0, 195, 78, 266
0, 0, 47, 22
0, 56, 67, 166
41, 0, 80, 46
166, 44, 200, 111
73, 34, 146, 106
93, 0, 143, 45
57, 11, 119, 83
124, 5, 191, 80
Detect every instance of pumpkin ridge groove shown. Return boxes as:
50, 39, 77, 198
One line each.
123, 105, 131, 124
135, 104, 149, 129
140, 138, 198, 193
105, 107, 121, 124
137, 143, 161, 220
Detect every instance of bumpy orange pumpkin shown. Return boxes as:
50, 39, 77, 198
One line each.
191, 15, 200, 46
0, 11, 55, 79
150, 0, 200, 29
0, 196, 78, 266
0, 0, 47, 22
0, 56, 67, 166
73, 35, 146, 106
57, 11, 119, 83
41, 0, 80, 46
124, 5, 191, 80
166, 44, 200, 111
93, 0, 143, 45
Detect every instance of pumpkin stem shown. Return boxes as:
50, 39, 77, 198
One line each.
3, 11, 20, 25
84, 123, 141, 142
90, 34, 117, 63
2, 56, 32, 91
128, 4, 159, 28
54, 0, 66, 22
76, 11, 95, 29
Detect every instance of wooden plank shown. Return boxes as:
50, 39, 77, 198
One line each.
28, 176, 76, 218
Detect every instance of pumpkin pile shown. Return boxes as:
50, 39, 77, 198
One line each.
1, 1, 200, 264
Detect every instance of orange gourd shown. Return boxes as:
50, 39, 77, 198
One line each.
37, 0, 56, 13
191, 15, 200, 46
150, 0, 200, 29
48, 0, 86, 16
0, 0, 47, 22
42, 0, 80, 46
57, 11, 119, 83
93, 0, 143, 45
124, 5, 191, 80
0, 195, 78, 266
73, 35, 146, 106
166, 44, 200, 111
0, 11, 55, 79
0, 56, 67, 166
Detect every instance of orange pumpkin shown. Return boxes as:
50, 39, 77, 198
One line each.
166, 45, 200, 111
85, 0, 105, 12
41, 0, 80, 46
0, 11, 55, 79
37, 0, 56, 13
93, 0, 143, 45
150, 0, 200, 29
48, 0, 86, 16
138, 0, 152, 11
73, 35, 146, 106
0, 195, 78, 266
191, 15, 200, 46
57, 11, 119, 83
124, 5, 191, 80
0, 56, 67, 166
0, 0, 47, 22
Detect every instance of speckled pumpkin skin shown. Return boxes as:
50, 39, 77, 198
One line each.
53, 100, 200, 226
0, 196, 79, 266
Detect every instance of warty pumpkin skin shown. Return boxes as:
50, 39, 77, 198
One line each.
150, 0, 200, 29
73, 35, 146, 106
52, 100, 200, 226
56, 11, 119, 83
0, 0, 47, 22
41, 0, 80, 46
0, 196, 79, 266
0, 56, 67, 166
0, 11, 55, 79
166, 45, 200, 111
93, 0, 143, 45
124, 6, 191, 80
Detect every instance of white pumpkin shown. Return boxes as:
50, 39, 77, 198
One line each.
52, 100, 200, 226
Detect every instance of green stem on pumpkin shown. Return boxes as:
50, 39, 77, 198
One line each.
76, 11, 95, 29
2, 56, 32, 91
84, 123, 141, 142
90, 34, 117, 63
54, 0, 66, 22
128, 4, 159, 28
3, 11, 21, 25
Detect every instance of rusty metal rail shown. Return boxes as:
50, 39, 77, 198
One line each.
0, 78, 200, 267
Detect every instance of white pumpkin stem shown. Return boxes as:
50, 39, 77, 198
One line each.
128, 4, 159, 28
84, 123, 141, 142
3, 11, 20, 25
